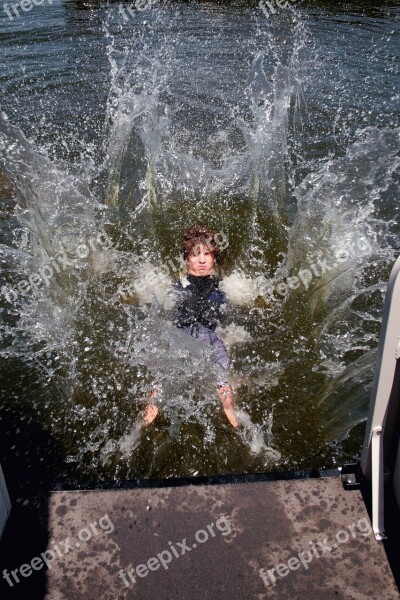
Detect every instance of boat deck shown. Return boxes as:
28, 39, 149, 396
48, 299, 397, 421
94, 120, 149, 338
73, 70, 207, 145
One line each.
1, 474, 399, 599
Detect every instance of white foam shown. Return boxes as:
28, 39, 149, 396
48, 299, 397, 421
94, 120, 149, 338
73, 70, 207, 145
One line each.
220, 272, 259, 306
236, 409, 281, 462
118, 420, 143, 458
216, 323, 252, 350
133, 262, 173, 307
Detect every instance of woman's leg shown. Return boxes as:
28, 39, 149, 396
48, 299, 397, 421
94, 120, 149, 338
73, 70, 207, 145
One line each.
183, 326, 239, 427
217, 384, 238, 428
210, 334, 238, 428
143, 387, 158, 425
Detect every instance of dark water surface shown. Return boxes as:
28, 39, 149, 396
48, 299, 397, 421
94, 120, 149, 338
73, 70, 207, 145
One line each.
0, 0, 399, 486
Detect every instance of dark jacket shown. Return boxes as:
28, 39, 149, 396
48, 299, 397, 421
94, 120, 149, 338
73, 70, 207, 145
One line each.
172, 274, 226, 331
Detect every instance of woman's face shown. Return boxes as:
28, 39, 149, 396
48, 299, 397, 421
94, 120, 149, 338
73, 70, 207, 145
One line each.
187, 243, 215, 276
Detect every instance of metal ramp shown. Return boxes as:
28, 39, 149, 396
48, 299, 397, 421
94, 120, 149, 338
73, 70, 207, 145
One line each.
1, 473, 399, 599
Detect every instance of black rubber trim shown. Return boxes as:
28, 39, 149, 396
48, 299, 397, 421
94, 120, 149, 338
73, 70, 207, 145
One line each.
53, 467, 340, 491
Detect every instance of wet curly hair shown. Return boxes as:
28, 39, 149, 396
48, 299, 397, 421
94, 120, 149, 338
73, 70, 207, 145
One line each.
181, 225, 220, 262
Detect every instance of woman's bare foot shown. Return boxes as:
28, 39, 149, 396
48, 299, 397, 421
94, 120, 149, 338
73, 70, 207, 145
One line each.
143, 403, 158, 425
143, 388, 159, 426
217, 385, 239, 428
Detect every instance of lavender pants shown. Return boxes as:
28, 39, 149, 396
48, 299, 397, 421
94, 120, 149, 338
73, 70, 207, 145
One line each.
182, 324, 229, 376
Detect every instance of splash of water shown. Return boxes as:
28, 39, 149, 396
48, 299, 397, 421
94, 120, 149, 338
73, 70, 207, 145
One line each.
1, 3, 399, 482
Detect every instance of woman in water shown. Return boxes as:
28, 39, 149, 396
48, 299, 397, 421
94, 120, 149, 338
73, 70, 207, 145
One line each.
144, 225, 238, 428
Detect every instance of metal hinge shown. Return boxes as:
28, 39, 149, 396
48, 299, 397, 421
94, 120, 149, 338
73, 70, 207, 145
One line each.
340, 462, 364, 490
